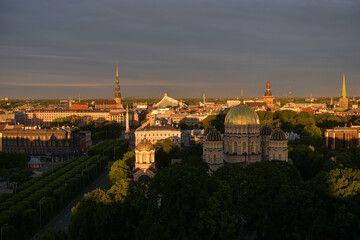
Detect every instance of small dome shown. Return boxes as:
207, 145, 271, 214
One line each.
206, 129, 223, 141
204, 125, 215, 135
135, 139, 155, 151
225, 104, 260, 125
270, 128, 287, 140
260, 124, 273, 135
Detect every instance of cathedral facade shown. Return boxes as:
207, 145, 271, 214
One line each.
203, 103, 288, 170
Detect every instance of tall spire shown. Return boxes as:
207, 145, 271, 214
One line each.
125, 105, 130, 133
114, 63, 121, 104
341, 73, 347, 99
266, 80, 270, 90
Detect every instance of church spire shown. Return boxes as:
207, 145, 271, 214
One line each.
341, 73, 347, 99
114, 63, 121, 104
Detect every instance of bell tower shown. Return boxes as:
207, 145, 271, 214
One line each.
263, 80, 274, 108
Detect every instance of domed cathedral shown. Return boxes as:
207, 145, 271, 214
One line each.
223, 103, 262, 164
260, 124, 273, 161
202, 103, 289, 168
133, 139, 156, 181
203, 128, 223, 171
269, 128, 288, 161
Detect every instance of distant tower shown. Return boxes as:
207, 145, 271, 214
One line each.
203, 93, 206, 106
78, 93, 81, 103
69, 96, 72, 108
263, 80, 274, 108
125, 106, 130, 133
114, 64, 122, 104
330, 96, 333, 105
288, 87, 293, 102
339, 73, 349, 110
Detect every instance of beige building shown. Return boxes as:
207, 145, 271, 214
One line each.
24, 109, 138, 127
135, 118, 182, 147
133, 139, 156, 181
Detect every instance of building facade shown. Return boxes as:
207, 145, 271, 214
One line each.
0, 126, 82, 161
24, 109, 138, 128
135, 118, 182, 147
133, 139, 156, 181
325, 126, 360, 150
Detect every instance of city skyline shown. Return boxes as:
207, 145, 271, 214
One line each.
1, 0, 360, 99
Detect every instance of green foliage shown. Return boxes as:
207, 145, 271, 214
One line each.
50, 115, 81, 127
155, 139, 180, 169
82, 121, 123, 144
0, 140, 127, 240
0, 152, 28, 169
326, 168, 360, 199
108, 151, 134, 186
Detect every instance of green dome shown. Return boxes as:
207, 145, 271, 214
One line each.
225, 104, 260, 125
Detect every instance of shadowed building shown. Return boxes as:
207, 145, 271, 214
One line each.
325, 126, 360, 150
268, 128, 288, 161
203, 128, 223, 171
0, 126, 81, 161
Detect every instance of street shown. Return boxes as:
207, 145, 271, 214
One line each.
37, 162, 113, 235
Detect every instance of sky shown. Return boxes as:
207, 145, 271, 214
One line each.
0, 0, 359, 99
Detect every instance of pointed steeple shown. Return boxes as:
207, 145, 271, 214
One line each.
114, 63, 121, 104
341, 73, 347, 99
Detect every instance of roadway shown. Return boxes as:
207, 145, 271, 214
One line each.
37, 162, 113, 235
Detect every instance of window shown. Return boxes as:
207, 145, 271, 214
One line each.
242, 142, 247, 154
213, 154, 216, 163
279, 154, 281, 160
233, 141, 237, 154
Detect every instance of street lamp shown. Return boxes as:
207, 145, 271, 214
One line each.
1, 224, 8, 240
39, 197, 45, 227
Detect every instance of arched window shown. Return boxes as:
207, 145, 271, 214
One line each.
279, 154, 282, 160
273, 154, 275, 160
213, 154, 216, 163
142, 153, 146, 163
233, 141, 237, 154
242, 142, 247, 154
250, 142, 254, 154
227, 141, 231, 153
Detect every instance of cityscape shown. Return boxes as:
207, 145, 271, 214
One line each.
1, 1, 360, 240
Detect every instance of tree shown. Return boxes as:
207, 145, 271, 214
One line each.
139, 161, 237, 240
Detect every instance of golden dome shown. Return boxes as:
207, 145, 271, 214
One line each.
135, 139, 155, 152
225, 104, 260, 125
